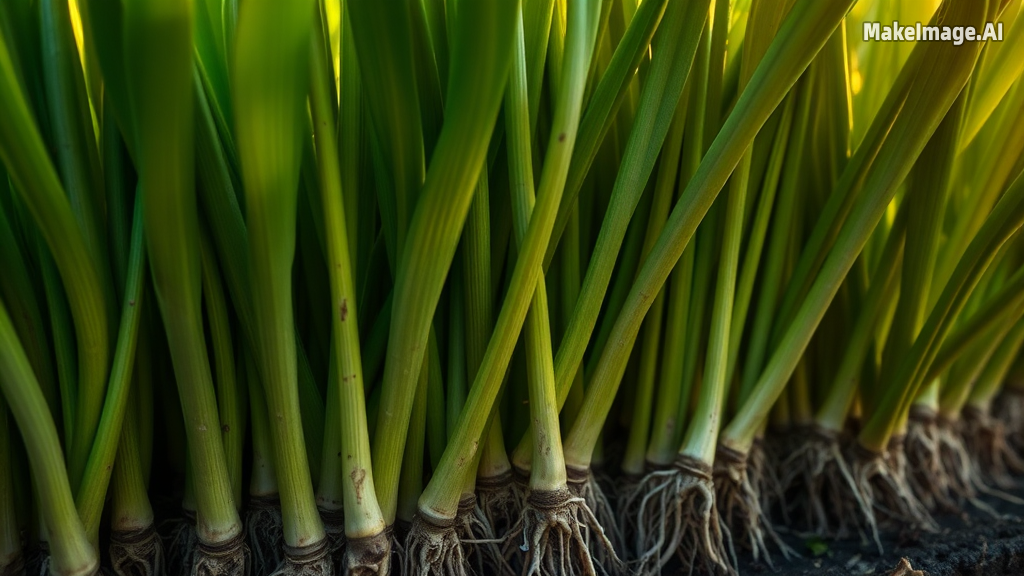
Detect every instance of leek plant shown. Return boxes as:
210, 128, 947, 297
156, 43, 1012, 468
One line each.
4, 1, 1024, 576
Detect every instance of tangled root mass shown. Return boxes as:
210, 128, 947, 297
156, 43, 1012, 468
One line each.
630, 456, 734, 576
192, 532, 250, 576
503, 487, 623, 576
713, 444, 791, 567
247, 496, 285, 576
110, 525, 165, 576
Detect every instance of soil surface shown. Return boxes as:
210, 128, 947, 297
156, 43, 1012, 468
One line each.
737, 494, 1024, 575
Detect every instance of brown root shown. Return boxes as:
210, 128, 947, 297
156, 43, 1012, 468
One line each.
0, 552, 23, 576
904, 409, 959, 511
165, 508, 198, 576
993, 389, 1024, 451
343, 529, 391, 576
748, 438, 783, 520
850, 440, 936, 549
612, 471, 644, 558
713, 445, 792, 567
269, 537, 333, 576
403, 513, 469, 576
110, 525, 165, 576
456, 494, 508, 576
318, 507, 345, 573
566, 467, 623, 560
778, 427, 869, 541
632, 456, 734, 576
193, 532, 251, 576
476, 472, 522, 538
502, 487, 623, 576
962, 406, 1024, 491
247, 496, 284, 576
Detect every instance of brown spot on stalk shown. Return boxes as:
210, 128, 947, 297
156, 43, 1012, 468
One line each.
222, 424, 230, 433
340, 299, 348, 321
129, 300, 135, 306
351, 467, 367, 504
558, 132, 566, 142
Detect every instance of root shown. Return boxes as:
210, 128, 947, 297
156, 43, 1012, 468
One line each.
476, 472, 522, 538
110, 525, 165, 576
503, 487, 624, 576
904, 409, 958, 511
0, 551, 23, 576
246, 496, 284, 576
193, 532, 250, 576
778, 427, 868, 540
962, 406, 1024, 491
748, 438, 783, 520
994, 389, 1024, 451
318, 507, 345, 573
403, 513, 469, 576
850, 440, 936, 550
713, 444, 792, 567
631, 456, 734, 576
612, 472, 644, 558
456, 494, 508, 576
343, 529, 392, 576
270, 537, 333, 576
566, 467, 622, 560
165, 508, 198, 576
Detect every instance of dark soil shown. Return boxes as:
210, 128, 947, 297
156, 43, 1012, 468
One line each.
738, 494, 1024, 575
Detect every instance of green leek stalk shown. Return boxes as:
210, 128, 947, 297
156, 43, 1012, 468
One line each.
0, 299, 96, 576
233, 0, 324, 551
545, 0, 668, 267
309, 5, 385, 537
880, 92, 964, 419
110, 386, 153, 533
859, 171, 1024, 453
0, 0, 110, 498
564, 0, 852, 468
506, 4, 567, 494
0, 398, 21, 572
514, 0, 711, 467
74, 198, 147, 546
369, 0, 519, 525
723, 0, 990, 455
967, 313, 1024, 412
814, 212, 906, 432
416, 0, 594, 522
0, 168, 59, 431
125, 0, 241, 549
621, 101, 688, 476
200, 232, 246, 507
40, 0, 119, 489
650, 20, 712, 462
309, 16, 388, 544
940, 303, 1024, 421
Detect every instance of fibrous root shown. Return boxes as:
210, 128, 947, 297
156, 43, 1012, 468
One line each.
778, 426, 867, 540
713, 444, 792, 567
247, 496, 284, 576
566, 467, 622, 562
343, 529, 392, 576
403, 512, 469, 576
193, 531, 251, 576
503, 487, 623, 576
962, 406, 1024, 492
631, 455, 734, 576
476, 472, 522, 539
110, 524, 165, 576
456, 493, 508, 575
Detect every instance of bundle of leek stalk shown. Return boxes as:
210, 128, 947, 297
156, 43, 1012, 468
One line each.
1, 0, 1024, 575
